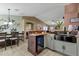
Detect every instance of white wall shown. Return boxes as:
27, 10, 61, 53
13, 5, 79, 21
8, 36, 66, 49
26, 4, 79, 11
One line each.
36, 4, 64, 25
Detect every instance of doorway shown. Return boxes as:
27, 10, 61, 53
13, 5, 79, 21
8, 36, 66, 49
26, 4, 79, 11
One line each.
25, 22, 34, 39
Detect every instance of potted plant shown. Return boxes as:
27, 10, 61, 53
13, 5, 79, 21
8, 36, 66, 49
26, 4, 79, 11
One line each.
55, 20, 63, 29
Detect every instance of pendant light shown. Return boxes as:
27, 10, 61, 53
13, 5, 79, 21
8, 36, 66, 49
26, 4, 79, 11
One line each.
4, 9, 12, 25
8, 9, 12, 25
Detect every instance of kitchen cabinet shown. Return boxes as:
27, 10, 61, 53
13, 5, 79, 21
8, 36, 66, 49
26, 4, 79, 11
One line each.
50, 34, 55, 50
47, 34, 51, 49
44, 35, 47, 48
54, 40, 64, 53
77, 47, 79, 55
64, 12, 78, 20
28, 34, 45, 55
44, 33, 78, 56
64, 42, 77, 56
64, 3, 79, 26
46, 34, 55, 50
54, 40, 77, 56
77, 37, 79, 56
65, 3, 78, 13
28, 36, 36, 55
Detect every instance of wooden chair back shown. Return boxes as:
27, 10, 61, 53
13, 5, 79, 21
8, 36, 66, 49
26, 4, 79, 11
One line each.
0, 32, 6, 39
11, 32, 19, 37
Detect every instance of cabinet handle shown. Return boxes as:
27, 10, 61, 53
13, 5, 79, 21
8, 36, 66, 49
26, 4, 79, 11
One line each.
62, 45, 65, 50
64, 46, 66, 50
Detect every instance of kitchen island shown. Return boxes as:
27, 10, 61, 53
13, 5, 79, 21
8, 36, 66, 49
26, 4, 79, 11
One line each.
28, 33, 47, 55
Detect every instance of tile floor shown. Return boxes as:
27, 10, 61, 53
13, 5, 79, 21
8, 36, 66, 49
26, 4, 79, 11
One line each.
0, 40, 63, 56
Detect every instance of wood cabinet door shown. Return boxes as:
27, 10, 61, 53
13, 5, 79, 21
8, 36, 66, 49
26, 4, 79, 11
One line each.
28, 36, 36, 53
64, 42, 77, 56
54, 40, 64, 53
65, 4, 78, 13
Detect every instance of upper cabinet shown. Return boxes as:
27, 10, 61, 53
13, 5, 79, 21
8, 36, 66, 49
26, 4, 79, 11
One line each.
64, 3, 79, 26
77, 4, 79, 13
65, 4, 78, 13
65, 12, 78, 19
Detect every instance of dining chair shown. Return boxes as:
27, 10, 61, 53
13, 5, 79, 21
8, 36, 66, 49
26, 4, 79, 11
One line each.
19, 32, 24, 42
9, 32, 19, 48
0, 32, 7, 50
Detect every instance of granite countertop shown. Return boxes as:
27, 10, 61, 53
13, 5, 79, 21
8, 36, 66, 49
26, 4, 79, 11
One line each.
29, 33, 48, 36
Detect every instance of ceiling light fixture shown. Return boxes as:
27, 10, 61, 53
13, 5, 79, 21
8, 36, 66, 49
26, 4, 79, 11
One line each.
4, 9, 13, 25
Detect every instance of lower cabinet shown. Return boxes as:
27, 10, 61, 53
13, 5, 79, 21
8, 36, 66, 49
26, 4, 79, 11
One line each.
46, 34, 55, 50
44, 34, 77, 56
78, 45, 79, 56
77, 37, 79, 56
44, 35, 48, 48
64, 42, 77, 56
46, 34, 51, 48
54, 40, 77, 56
54, 40, 64, 53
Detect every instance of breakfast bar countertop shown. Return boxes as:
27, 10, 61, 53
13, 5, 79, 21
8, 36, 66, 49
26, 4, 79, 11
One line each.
29, 33, 48, 36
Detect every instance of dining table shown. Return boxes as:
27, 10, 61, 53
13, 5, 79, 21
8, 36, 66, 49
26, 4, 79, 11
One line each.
5, 32, 24, 46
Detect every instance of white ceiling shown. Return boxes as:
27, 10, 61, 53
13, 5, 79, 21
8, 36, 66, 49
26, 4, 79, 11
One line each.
0, 3, 68, 25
